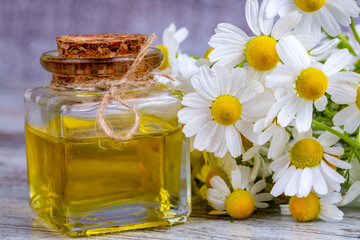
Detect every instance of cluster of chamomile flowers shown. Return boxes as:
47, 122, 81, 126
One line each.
155, 0, 360, 222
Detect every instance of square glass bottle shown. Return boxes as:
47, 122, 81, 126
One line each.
24, 34, 191, 237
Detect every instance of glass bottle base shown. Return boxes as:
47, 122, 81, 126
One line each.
32, 201, 190, 237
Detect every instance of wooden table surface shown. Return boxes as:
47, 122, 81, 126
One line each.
1, 89, 360, 239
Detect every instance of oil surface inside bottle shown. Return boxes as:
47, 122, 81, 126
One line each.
25, 115, 188, 236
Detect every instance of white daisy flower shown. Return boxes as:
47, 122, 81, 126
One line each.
207, 165, 273, 219
332, 82, 360, 134
254, 116, 290, 160
156, 23, 189, 72
208, 0, 316, 80
270, 128, 351, 198
243, 144, 272, 181
266, 0, 360, 40
337, 157, 360, 207
280, 191, 344, 222
265, 35, 353, 132
178, 65, 273, 158
196, 153, 238, 199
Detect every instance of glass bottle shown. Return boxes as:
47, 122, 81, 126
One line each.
24, 39, 191, 237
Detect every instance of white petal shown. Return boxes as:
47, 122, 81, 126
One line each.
322, 49, 352, 76
295, 100, 313, 133
246, 0, 261, 35
320, 161, 345, 183
231, 167, 242, 190
284, 168, 301, 196
258, 123, 276, 145
258, 0, 274, 35
324, 154, 351, 169
337, 181, 360, 206
193, 121, 219, 151
270, 153, 290, 172
266, 0, 291, 18
209, 176, 231, 196
271, 11, 302, 40
250, 179, 267, 196
229, 67, 247, 96
321, 191, 342, 204
225, 125, 242, 158
315, 7, 341, 37
265, 65, 298, 88
268, 126, 289, 159
344, 112, 360, 134
239, 165, 251, 189
178, 107, 210, 124
270, 166, 294, 197
255, 201, 269, 208
323, 147, 344, 156
254, 192, 273, 202
298, 168, 313, 197
333, 105, 357, 127
312, 167, 328, 196
182, 112, 212, 137
317, 127, 341, 147
314, 95, 327, 112
182, 92, 212, 108
319, 202, 343, 222
174, 27, 189, 43
276, 35, 310, 70
277, 95, 301, 128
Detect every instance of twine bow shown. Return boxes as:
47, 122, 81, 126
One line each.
96, 33, 176, 141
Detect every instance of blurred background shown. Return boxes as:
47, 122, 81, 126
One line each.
0, 0, 251, 134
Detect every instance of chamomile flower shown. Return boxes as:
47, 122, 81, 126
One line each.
266, 0, 360, 40
156, 23, 189, 72
207, 166, 273, 218
265, 35, 353, 132
243, 144, 272, 181
254, 117, 290, 160
332, 82, 360, 134
196, 153, 238, 199
209, 1, 316, 82
178, 65, 273, 158
280, 191, 344, 222
270, 128, 351, 198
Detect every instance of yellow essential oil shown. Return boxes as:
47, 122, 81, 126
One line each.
26, 115, 190, 236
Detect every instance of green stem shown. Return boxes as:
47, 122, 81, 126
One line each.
338, 34, 356, 56
324, 107, 335, 117
353, 148, 360, 162
312, 119, 360, 149
350, 17, 360, 47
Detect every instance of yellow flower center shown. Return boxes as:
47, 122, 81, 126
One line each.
225, 189, 255, 219
155, 45, 170, 70
356, 86, 360, 111
211, 95, 242, 126
290, 138, 324, 169
245, 36, 279, 71
289, 192, 321, 222
295, 68, 328, 101
206, 167, 230, 188
203, 48, 214, 60
294, 0, 326, 13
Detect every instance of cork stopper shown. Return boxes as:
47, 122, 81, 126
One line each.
56, 34, 148, 58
